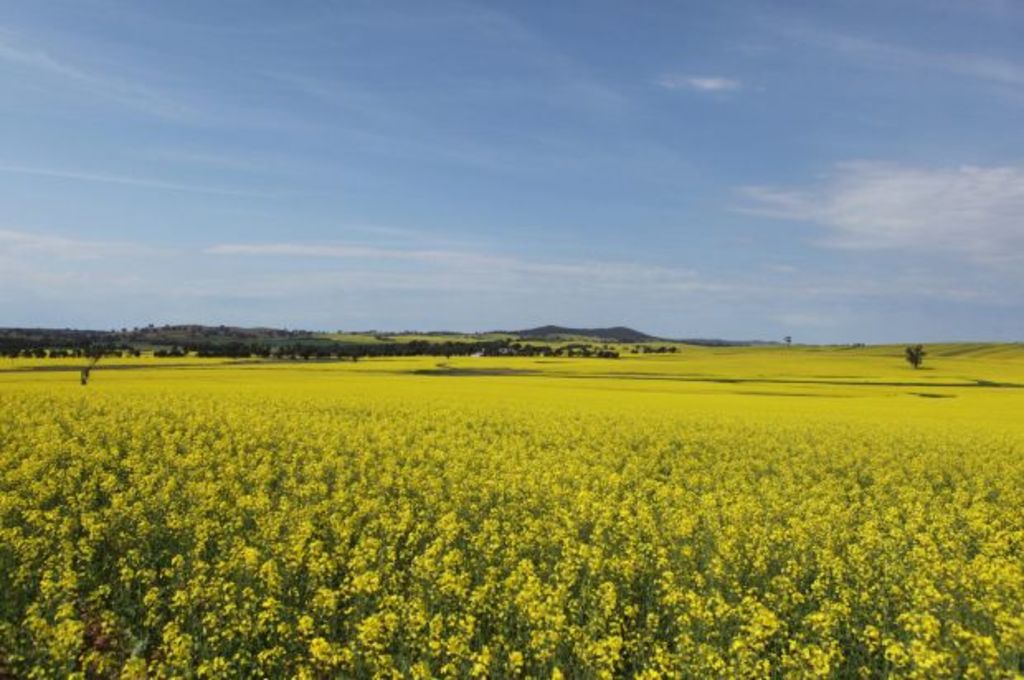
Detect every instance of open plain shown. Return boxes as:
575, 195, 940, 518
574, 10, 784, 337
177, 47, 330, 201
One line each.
2, 344, 1024, 677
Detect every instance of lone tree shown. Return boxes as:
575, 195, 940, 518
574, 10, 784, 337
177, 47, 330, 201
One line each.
80, 347, 103, 385
905, 344, 926, 369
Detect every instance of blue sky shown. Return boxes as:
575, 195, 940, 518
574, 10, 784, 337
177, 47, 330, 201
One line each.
0, 0, 1022, 342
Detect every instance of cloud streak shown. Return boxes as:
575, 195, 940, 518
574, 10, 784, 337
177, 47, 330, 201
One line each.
739, 162, 1024, 265
5, 227, 1017, 338
0, 228, 169, 260
774, 21, 1024, 91
0, 164, 266, 197
0, 32, 194, 120
657, 75, 742, 92
204, 241, 715, 292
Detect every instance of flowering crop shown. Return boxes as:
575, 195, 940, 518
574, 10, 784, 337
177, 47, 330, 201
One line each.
1, 351, 1023, 677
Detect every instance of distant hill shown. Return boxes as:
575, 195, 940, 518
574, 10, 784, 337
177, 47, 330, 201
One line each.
510, 325, 661, 342
507, 325, 782, 346
0, 324, 777, 351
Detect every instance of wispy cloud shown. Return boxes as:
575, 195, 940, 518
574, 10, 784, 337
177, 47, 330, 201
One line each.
149, 148, 277, 174
206, 242, 473, 264
775, 312, 842, 328
0, 32, 194, 120
4, 228, 1014, 335
0, 228, 170, 259
205, 240, 718, 292
738, 162, 1024, 265
0, 164, 265, 197
206, 238, 1016, 305
774, 21, 1024, 90
4, 229, 720, 298
832, 35, 1024, 87
183, 259, 998, 307
657, 75, 742, 92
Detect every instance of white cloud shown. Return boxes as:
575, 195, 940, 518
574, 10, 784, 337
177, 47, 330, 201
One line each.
738, 162, 1024, 265
657, 75, 741, 92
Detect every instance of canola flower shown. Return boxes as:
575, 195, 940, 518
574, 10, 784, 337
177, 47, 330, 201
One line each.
1, 355, 1023, 678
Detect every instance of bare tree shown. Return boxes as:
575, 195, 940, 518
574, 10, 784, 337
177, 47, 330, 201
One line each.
80, 351, 102, 385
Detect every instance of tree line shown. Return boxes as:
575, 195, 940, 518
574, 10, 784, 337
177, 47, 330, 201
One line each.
2, 346, 140, 359
3, 339, 623, 361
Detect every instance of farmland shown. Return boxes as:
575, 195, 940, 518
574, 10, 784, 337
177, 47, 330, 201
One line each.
2, 344, 1024, 677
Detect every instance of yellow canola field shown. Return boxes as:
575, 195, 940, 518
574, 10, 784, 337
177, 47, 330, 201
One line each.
1, 345, 1024, 678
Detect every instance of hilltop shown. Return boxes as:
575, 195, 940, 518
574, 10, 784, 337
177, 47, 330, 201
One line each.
508, 325, 660, 343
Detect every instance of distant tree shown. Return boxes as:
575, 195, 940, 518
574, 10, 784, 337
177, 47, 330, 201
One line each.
905, 344, 926, 369
784, 335, 792, 346
80, 350, 102, 385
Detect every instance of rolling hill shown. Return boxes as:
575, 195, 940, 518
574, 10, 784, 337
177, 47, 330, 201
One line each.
509, 325, 661, 342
